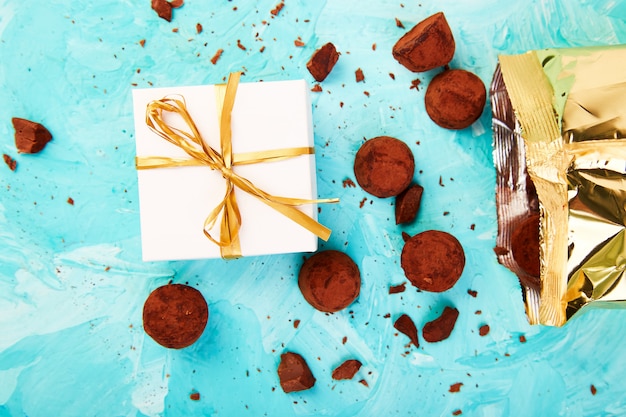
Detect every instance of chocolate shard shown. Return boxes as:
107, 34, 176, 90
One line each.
306, 42, 339, 82
395, 183, 424, 224
278, 352, 316, 393
393, 313, 419, 347
331, 359, 362, 380
422, 306, 459, 343
151, 0, 172, 21
392, 12, 455, 72
12, 118, 52, 154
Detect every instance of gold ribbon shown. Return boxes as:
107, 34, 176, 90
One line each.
136, 72, 338, 259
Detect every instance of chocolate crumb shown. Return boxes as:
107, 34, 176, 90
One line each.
395, 17, 405, 28
590, 384, 597, 395
67, 197, 74, 205
467, 289, 477, 297
470, 224, 475, 230
270, 2, 284, 16
359, 379, 369, 387
260, 46, 266, 53
189, 392, 200, 401
452, 410, 462, 416
389, 283, 406, 294
422, 306, 459, 343
372, 43, 377, 51
237, 40, 246, 50
519, 335, 527, 343
363, 91, 370, 97
342, 336, 347, 344
210, 48, 223, 65
393, 314, 419, 347
3, 154, 16, 171
355, 68, 364, 83
151, 0, 172, 21
293, 319, 300, 329
410, 78, 421, 90
479, 324, 490, 336
389, 73, 396, 80
139, 39, 146, 47
12, 118, 52, 154
439, 176, 444, 186
196, 23, 203, 34
449, 382, 463, 393
294, 39, 305, 47
331, 359, 362, 380
359, 197, 367, 208
171, 27, 178, 33
401, 231, 411, 242
342, 178, 356, 188
311, 84, 323, 92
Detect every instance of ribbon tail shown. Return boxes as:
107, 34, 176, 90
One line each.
262, 199, 332, 241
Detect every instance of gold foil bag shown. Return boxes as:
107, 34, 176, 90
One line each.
492, 45, 626, 326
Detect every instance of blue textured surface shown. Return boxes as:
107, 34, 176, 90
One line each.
1, 0, 626, 416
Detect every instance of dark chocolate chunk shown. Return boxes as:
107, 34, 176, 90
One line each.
12, 118, 52, 154
479, 324, 490, 336
142, 284, 209, 349
392, 12, 455, 72
422, 306, 459, 343
389, 282, 406, 294
401, 230, 465, 292
393, 314, 419, 347
331, 359, 362, 380
354, 136, 415, 198
151, 0, 172, 21
3, 154, 16, 171
277, 352, 316, 393
298, 250, 361, 313
425, 69, 486, 130
395, 183, 423, 224
306, 42, 339, 82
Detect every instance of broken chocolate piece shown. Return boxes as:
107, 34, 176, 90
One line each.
151, 0, 172, 21
277, 352, 316, 393
3, 154, 16, 171
422, 306, 459, 343
392, 12, 455, 72
332, 359, 362, 380
393, 314, 419, 347
306, 42, 339, 82
395, 183, 423, 224
12, 118, 52, 154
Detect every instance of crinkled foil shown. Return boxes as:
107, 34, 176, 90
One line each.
493, 45, 626, 326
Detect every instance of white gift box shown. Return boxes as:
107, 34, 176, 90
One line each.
132, 79, 320, 261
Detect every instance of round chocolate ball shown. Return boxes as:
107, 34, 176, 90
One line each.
511, 213, 541, 287
425, 69, 486, 130
298, 250, 361, 313
353, 136, 415, 198
401, 230, 465, 292
143, 283, 209, 349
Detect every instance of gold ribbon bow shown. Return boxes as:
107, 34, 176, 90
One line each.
136, 72, 338, 259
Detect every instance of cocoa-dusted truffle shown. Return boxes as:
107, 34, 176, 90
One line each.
12, 118, 52, 154
142, 283, 208, 349
307, 42, 339, 82
354, 136, 415, 198
298, 250, 360, 313
395, 183, 424, 224
332, 359, 362, 380
401, 230, 465, 292
425, 69, 486, 130
392, 12, 455, 72
422, 306, 459, 343
511, 213, 541, 282
277, 352, 316, 393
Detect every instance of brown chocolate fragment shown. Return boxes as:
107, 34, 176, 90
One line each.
392, 12, 455, 72
189, 392, 200, 401
306, 42, 339, 82
142, 283, 209, 349
196, 23, 203, 34
422, 306, 459, 343
331, 359, 362, 380
389, 282, 406, 294
151, 0, 172, 21
395, 183, 423, 224
425, 69, 486, 130
393, 314, 419, 347
449, 382, 463, 393
3, 154, 16, 171
590, 384, 597, 395
210, 49, 224, 65
453, 410, 463, 416
277, 352, 316, 393
354, 136, 415, 198
479, 324, 490, 336
12, 118, 52, 154
511, 213, 540, 279
401, 230, 465, 292
298, 250, 361, 313
170, 0, 183, 8
271, 2, 284, 16
355, 68, 364, 83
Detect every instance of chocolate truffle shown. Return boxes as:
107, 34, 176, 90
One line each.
401, 230, 465, 292
331, 359, 362, 380
277, 352, 316, 393
511, 213, 541, 281
307, 42, 339, 82
395, 183, 424, 224
12, 118, 52, 154
142, 283, 209, 349
392, 12, 455, 72
424, 69, 486, 129
354, 136, 415, 198
422, 306, 459, 343
298, 250, 360, 313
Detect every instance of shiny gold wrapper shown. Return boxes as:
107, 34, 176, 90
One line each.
493, 45, 626, 326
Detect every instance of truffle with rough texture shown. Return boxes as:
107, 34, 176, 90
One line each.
354, 136, 415, 198
307, 42, 339, 82
425, 69, 486, 129
142, 284, 208, 349
277, 352, 316, 393
298, 250, 361, 313
392, 12, 455, 72
401, 230, 465, 292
